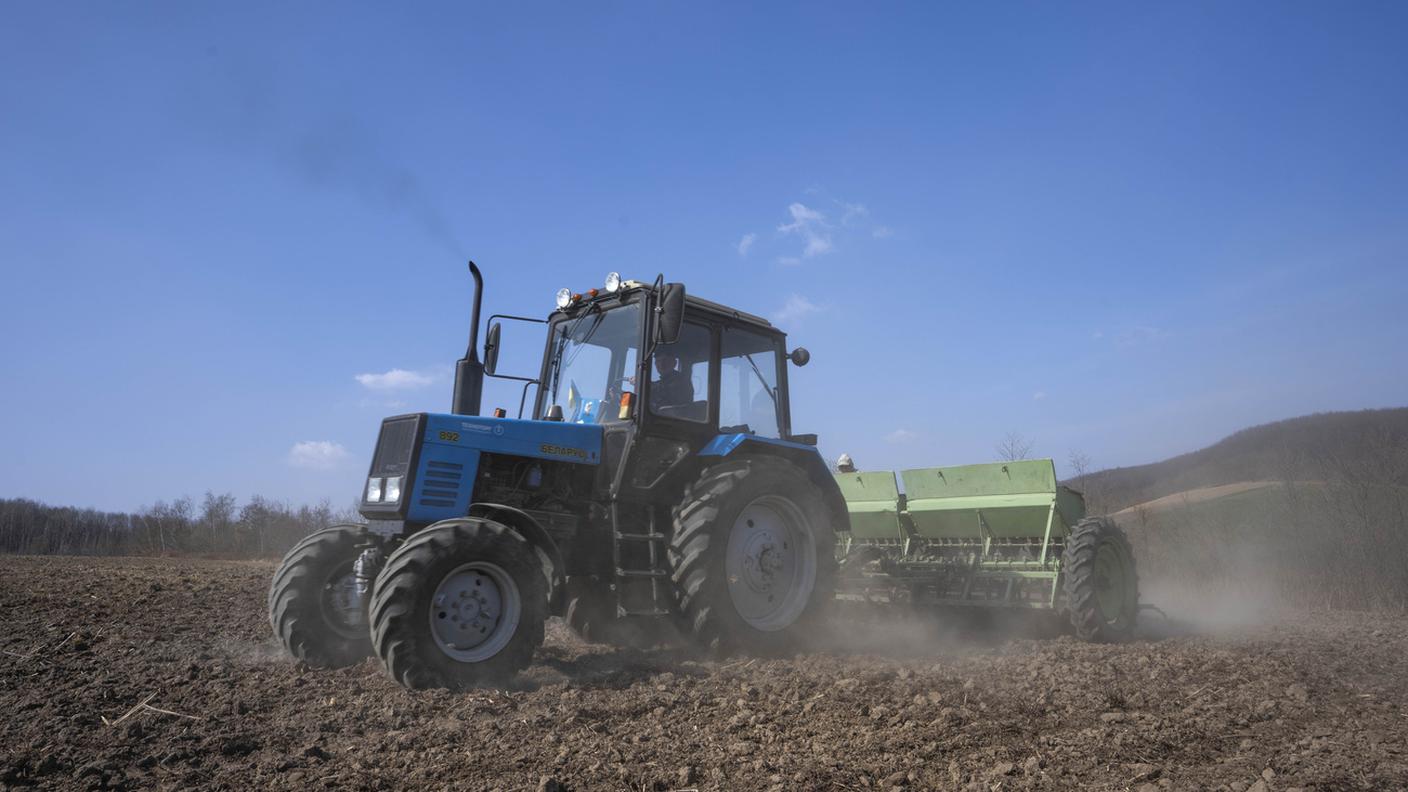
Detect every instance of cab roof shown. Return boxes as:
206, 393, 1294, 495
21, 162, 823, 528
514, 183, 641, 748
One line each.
550, 281, 780, 335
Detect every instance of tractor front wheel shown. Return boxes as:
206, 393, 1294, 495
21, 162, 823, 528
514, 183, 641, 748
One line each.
369, 518, 546, 689
1061, 516, 1139, 641
670, 458, 837, 656
268, 524, 376, 668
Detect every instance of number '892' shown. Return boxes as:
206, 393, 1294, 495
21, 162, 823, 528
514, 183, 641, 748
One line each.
438, 431, 460, 443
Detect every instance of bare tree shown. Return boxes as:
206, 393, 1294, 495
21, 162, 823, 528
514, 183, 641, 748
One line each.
200, 492, 237, 554
1067, 450, 1103, 514
1067, 450, 1092, 480
996, 432, 1034, 462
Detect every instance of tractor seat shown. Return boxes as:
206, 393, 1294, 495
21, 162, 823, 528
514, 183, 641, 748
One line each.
655, 400, 708, 422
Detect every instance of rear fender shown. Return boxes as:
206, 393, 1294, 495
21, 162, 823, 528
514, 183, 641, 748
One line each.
698, 434, 852, 533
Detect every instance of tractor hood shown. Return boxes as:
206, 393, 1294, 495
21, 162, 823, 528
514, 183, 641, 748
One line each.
422, 413, 603, 465
359, 412, 603, 524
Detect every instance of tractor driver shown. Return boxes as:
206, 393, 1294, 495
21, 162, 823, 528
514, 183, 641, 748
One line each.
650, 347, 695, 412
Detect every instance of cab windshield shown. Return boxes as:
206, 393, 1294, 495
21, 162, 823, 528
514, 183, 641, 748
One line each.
543, 303, 641, 423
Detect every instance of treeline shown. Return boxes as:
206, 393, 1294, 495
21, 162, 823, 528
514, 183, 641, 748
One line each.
0, 494, 359, 559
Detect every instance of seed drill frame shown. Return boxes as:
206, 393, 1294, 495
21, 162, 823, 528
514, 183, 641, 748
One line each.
835, 459, 1086, 609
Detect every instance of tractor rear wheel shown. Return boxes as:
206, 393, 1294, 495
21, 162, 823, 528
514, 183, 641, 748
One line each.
268, 524, 375, 668
369, 518, 545, 689
669, 458, 837, 656
1061, 516, 1139, 641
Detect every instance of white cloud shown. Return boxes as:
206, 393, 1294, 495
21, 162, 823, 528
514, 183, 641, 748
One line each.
1033, 390, 1047, 401
885, 429, 918, 444
355, 368, 435, 390
772, 293, 821, 325
1114, 326, 1170, 348
764, 194, 889, 259
287, 440, 349, 470
777, 202, 833, 259
737, 233, 756, 257
777, 202, 823, 231
357, 397, 412, 411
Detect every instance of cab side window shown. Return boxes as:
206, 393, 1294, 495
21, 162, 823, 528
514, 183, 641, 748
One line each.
648, 321, 712, 423
719, 328, 781, 438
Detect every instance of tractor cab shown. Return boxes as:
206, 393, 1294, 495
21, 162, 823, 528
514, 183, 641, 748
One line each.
507, 275, 817, 509
532, 277, 795, 441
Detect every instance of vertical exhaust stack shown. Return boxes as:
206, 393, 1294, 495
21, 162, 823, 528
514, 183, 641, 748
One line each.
451, 260, 485, 416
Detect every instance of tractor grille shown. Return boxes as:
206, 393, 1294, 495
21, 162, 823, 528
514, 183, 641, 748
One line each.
371, 416, 420, 478
419, 461, 464, 508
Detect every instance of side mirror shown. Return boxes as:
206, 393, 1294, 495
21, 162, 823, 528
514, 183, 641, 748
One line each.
789, 347, 811, 367
657, 283, 686, 345
483, 322, 502, 375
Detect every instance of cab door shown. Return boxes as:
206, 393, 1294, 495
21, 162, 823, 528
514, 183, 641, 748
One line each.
612, 319, 718, 501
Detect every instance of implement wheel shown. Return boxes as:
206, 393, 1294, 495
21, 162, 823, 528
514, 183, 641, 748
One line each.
669, 458, 837, 656
268, 524, 375, 668
1062, 516, 1139, 641
369, 518, 545, 689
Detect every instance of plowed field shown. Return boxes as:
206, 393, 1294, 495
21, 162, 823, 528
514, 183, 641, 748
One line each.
3, 555, 1406, 790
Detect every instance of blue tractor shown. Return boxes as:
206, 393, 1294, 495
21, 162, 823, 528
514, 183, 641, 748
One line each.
269, 263, 847, 688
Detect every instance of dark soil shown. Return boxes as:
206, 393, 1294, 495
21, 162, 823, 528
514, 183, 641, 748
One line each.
2, 555, 1406, 790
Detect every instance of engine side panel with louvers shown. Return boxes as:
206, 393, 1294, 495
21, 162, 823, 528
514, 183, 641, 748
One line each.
406, 446, 480, 523
361, 412, 603, 525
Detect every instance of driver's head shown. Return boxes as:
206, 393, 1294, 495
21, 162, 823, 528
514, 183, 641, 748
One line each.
655, 349, 677, 376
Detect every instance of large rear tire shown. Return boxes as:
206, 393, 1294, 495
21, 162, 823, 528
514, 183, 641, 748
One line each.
669, 458, 837, 656
268, 524, 375, 668
369, 518, 545, 689
1062, 516, 1139, 641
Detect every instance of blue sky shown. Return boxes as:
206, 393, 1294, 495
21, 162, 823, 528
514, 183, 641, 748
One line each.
3, 2, 1406, 512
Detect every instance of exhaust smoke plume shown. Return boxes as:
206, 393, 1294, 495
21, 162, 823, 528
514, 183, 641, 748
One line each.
187, 63, 465, 256
286, 116, 465, 256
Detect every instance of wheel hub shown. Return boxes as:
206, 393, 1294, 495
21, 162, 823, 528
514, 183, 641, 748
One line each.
724, 495, 817, 632
429, 562, 520, 662
321, 565, 366, 639
741, 534, 786, 593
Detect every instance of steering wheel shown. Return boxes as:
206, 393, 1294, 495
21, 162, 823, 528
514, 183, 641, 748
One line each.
603, 375, 636, 409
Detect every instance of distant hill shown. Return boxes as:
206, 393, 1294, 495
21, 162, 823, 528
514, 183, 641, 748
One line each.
1071, 408, 1408, 513
1077, 408, 1408, 609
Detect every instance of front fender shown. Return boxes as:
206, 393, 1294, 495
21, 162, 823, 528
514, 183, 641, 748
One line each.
467, 503, 567, 614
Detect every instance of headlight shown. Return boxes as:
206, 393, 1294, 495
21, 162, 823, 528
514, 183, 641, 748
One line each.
365, 476, 384, 503
384, 476, 402, 503
555, 287, 572, 309
604, 272, 621, 293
